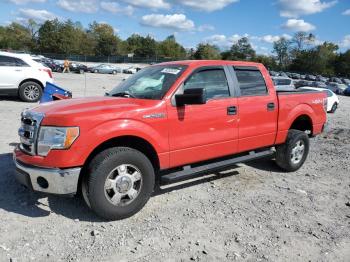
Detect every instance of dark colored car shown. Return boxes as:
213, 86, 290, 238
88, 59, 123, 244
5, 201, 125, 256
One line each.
311, 81, 327, 88
343, 86, 350, 96
70, 63, 88, 74
290, 73, 301, 79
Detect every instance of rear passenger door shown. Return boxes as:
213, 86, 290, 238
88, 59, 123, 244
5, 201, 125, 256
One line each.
0, 55, 25, 89
231, 66, 278, 152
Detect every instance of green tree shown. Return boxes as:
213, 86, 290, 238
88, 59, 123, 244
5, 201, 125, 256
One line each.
88, 22, 121, 56
158, 35, 186, 59
273, 37, 291, 69
193, 43, 221, 60
0, 22, 33, 51
229, 37, 256, 60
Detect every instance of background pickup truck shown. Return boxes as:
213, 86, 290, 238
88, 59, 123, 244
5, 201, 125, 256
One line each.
14, 60, 327, 220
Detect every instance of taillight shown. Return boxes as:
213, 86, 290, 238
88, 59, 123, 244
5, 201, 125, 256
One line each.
40, 68, 53, 79
323, 95, 328, 112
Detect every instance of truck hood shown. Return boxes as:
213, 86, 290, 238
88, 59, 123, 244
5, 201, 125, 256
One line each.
31, 96, 162, 126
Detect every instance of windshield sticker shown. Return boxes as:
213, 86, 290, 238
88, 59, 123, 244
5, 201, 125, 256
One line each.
161, 68, 181, 75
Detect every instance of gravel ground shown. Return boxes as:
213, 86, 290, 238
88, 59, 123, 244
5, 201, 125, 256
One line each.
0, 73, 349, 262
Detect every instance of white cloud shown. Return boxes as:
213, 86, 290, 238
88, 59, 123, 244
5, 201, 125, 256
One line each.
9, 0, 46, 4
175, 0, 238, 12
57, 0, 99, 13
282, 19, 316, 32
342, 9, 350, 15
121, 0, 170, 9
253, 34, 292, 43
197, 24, 215, 32
141, 14, 195, 31
18, 8, 58, 22
100, 2, 134, 16
339, 35, 350, 48
204, 33, 249, 47
278, 0, 337, 18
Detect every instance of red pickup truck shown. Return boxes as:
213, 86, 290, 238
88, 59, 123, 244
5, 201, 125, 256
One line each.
14, 60, 327, 220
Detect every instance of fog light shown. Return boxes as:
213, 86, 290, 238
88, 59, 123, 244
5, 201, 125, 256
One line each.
37, 177, 49, 189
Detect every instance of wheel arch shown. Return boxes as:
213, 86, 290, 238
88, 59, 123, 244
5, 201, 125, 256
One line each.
81, 135, 160, 174
289, 114, 313, 136
18, 78, 44, 92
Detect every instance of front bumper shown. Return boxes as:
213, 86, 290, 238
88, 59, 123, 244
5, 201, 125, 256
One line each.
14, 156, 81, 195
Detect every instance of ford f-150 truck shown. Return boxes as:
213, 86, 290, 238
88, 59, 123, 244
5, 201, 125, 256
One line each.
13, 60, 327, 220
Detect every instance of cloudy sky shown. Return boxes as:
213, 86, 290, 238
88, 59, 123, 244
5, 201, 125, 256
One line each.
1, 0, 349, 54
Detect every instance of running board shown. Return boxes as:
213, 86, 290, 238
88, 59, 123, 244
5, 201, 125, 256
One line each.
161, 149, 275, 184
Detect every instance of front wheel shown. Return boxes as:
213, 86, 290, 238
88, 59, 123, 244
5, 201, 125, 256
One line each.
85, 147, 155, 220
275, 129, 310, 172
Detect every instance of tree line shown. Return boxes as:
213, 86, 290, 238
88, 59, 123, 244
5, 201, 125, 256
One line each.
0, 19, 349, 77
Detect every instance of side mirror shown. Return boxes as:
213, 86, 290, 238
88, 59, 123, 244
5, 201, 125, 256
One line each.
175, 88, 207, 106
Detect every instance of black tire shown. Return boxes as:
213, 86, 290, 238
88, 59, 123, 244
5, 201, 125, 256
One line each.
275, 129, 309, 172
18, 81, 42, 102
112, 70, 117, 75
85, 147, 155, 220
79, 69, 84, 74
330, 103, 337, 113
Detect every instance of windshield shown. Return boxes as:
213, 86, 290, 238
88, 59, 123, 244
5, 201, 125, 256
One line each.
108, 65, 187, 100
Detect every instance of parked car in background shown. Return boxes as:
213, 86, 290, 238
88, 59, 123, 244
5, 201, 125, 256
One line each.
295, 80, 312, 88
0, 51, 53, 102
302, 87, 339, 113
326, 82, 348, 94
290, 73, 301, 79
89, 64, 121, 74
316, 75, 327, 82
278, 71, 288, 77
306, 74, 317, 81
123, 66, 141, 74
342, 78, 350, 85
330, 77, 343, 84
70, 63, 88, 74
344, 86, 350, 96
272, 77, 295, 91
269, 70, 278, 76
310, 81, 327, 88
300, 74, 306, 80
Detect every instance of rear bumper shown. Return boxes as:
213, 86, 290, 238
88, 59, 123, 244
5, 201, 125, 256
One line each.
13, 154, 81, 195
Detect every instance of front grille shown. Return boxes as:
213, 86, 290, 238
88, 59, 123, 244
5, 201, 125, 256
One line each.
18, 110, 44, 155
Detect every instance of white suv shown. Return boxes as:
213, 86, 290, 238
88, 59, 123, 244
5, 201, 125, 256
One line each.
0, 51, 53, 102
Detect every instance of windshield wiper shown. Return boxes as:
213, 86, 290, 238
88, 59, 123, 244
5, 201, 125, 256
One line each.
110, 91, 136, 98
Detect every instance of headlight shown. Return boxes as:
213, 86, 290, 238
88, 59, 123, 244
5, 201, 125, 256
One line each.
37, 126, 79, 156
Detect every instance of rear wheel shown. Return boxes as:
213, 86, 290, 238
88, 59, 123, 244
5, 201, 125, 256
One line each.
275, 129, 309, 172
18, 81, 42, 102
84, 147, 155, 220
112, 70, 117, 75
94, 69, 98, 73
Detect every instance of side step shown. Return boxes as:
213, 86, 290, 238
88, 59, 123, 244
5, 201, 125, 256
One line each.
161, 149, 275, 184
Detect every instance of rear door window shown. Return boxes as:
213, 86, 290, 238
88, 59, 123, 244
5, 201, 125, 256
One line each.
234, 67, 268, 96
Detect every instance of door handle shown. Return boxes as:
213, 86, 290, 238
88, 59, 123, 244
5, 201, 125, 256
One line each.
227, 106, 237, 115
267, 102, 275, 111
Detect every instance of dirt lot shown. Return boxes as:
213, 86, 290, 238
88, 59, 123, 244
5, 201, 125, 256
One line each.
0, 72, 349, 262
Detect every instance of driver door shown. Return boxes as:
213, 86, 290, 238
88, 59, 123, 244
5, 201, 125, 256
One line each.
167, 66, 239, 168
